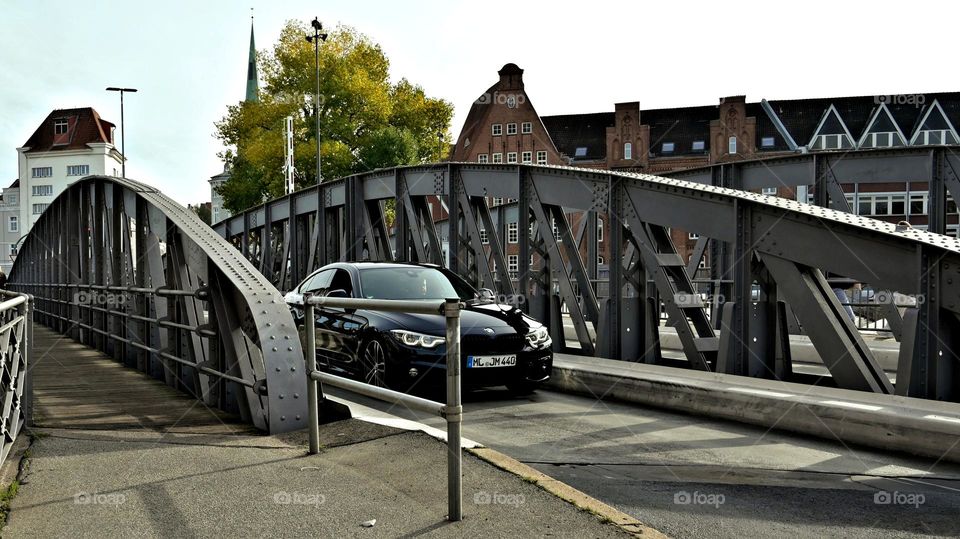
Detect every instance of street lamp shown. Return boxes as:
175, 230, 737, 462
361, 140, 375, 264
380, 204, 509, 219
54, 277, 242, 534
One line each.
105, 87, 138, 178
305, 18, 327, 185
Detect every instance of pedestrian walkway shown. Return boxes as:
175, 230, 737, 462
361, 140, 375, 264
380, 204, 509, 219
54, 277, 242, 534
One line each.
2, 327, 641, 537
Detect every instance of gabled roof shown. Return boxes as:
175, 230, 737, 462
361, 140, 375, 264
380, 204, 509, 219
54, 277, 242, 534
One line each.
857, 103, 908, 147
21, 107, 115, 153
807, 104, 856, 148
909, 99, 960, 144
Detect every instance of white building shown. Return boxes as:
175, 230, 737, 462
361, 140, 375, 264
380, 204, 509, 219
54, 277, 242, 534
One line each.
209, 165, 232, 224
16, 107, 123, 230
0, 180, 21, 274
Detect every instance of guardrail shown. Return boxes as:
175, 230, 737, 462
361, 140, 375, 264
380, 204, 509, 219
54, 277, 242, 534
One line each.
300, 295, 463, 522
0, 291, 31, 467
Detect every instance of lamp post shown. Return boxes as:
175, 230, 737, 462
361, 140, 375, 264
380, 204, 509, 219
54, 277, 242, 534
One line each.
105, 87, 137, 178
305, 18, 327, 185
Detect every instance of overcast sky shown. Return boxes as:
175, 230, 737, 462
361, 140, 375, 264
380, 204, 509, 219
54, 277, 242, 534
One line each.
1, 0, 957, 206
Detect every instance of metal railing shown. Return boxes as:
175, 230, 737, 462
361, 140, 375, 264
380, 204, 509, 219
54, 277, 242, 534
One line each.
0, 291, 31, 467
300, 295, 463, 522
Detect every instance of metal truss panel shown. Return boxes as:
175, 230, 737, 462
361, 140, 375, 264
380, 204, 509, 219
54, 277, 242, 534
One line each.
9, 176, 308, 434
361, 171, 397, 200
740, 159, 814, 190
750, 210, 920, 294
458, 166, 522, 198
760, 253, 893, 393
623, 183, 736, 242
528, 170, 602, 210
293, 187, 319, 215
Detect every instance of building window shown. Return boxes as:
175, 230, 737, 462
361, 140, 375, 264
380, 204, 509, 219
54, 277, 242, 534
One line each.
536, 151, 547, 165
7, 194, 16, 205
66, 164, 90, 176
728, 136, 737, 154
623, 142, 633, 160
506, 123, 517, 135
597, 256, 604, 265
492, 124, 502, 136
54, 119, 68, 135
32, 203, 49, 215
762, 187, 777, 196
662, 142, 675, 154
477, 154, 488, 163
507, 152, 517, 164
508, 254, 518, 276
761, 136, 775, 148
521, 151, 532, 164
521, 122, 532, 134
507, 222, 519, 244
492, 153, 503, 164
479, 228, 489, 244
688, 232, 699, 240
692, 140, 705, 152
574, 147, 588, 158
552, 221, 562, 242
32, 167, 52, 178
493, 197, 504, 206
597, 216, 603, 242
32, 185, 53, 196
7, 216, 17, 233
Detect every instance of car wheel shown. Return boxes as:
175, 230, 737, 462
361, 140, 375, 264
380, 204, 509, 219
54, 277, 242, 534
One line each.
506, 380, 538, 395
361, 338, 388, 388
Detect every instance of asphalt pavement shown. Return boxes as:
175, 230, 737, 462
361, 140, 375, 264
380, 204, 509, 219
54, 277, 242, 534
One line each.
328, 387, 960, 538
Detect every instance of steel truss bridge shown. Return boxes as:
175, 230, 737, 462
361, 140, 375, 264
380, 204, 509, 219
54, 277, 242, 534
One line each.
6, 146, 960, 435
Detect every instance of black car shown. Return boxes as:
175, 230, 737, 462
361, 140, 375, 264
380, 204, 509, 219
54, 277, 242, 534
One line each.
284, 262, 553, 394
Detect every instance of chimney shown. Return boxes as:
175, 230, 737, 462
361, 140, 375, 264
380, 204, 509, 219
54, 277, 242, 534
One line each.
497, 63, 524, 91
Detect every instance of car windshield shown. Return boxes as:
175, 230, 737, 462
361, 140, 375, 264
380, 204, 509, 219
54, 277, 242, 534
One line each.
359, 267, 475, 301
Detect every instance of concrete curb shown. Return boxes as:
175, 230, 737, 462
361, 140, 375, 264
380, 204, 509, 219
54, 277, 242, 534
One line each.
548, 355, 960, 464
468, 446, 670, 538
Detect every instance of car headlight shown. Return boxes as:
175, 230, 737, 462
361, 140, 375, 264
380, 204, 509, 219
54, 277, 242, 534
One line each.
525, 326, 551, 348
390, 329, 446, 349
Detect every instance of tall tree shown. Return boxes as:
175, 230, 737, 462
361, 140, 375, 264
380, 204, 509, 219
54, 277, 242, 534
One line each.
215, 21, 454, 213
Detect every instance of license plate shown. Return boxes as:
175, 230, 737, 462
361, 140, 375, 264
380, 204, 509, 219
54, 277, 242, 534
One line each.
467, 355, 517, 368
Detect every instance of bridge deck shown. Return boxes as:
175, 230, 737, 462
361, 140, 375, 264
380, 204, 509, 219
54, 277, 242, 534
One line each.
31, 326, 252, 434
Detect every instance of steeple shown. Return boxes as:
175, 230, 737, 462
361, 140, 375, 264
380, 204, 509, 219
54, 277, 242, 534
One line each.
245, 12, 259, 103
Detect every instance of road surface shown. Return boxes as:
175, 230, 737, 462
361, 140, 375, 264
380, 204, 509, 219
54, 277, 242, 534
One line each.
327, 386, 960, 538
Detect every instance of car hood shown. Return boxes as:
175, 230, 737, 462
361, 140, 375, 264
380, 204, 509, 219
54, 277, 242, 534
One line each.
371, 302, 532, 334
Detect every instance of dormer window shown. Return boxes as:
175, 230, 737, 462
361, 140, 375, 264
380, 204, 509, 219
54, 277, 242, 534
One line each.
54, 119, 68, 135
692, 140, 705, 152
662, 142, 675, 154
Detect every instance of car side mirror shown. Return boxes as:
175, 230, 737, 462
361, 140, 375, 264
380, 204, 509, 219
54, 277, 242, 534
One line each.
477, 288, 496, 301
326, 289, 349, 298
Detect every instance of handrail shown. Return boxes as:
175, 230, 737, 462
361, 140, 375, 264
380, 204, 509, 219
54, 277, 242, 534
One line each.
297, 294, 464, 522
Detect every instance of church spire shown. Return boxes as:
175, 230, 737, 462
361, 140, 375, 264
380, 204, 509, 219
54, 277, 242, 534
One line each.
245, 11, 259, 103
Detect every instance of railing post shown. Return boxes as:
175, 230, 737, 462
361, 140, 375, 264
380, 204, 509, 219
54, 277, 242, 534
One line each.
444, 297, 462, 522
23, 294, 32, 428
305, 297, 320, 455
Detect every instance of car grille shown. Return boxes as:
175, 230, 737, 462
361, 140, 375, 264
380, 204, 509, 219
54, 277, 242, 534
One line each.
462, 332, 525, 355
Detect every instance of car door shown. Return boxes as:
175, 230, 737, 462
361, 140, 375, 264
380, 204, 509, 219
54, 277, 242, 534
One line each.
319, 268, 367, 377
295, 269, 337, 372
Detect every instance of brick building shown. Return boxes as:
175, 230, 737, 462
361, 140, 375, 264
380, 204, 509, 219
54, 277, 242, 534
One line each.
452, 64, 960, 275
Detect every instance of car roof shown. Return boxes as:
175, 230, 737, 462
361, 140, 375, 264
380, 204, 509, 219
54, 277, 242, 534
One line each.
347, 261, 441, 269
